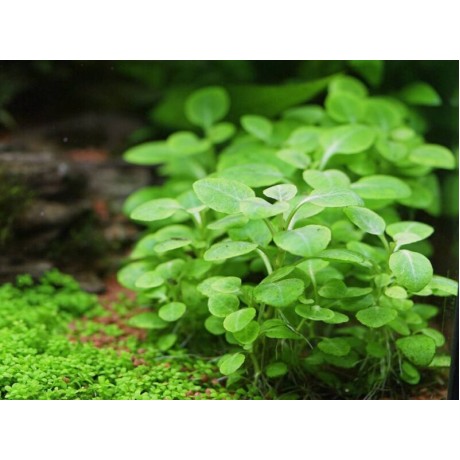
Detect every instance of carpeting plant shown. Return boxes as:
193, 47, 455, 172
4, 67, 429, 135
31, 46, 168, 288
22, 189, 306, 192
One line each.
121, 77, 457, 397
0, 271, 258, 400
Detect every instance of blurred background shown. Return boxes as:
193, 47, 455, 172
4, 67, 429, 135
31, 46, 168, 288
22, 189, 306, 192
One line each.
0, 60, 457, 301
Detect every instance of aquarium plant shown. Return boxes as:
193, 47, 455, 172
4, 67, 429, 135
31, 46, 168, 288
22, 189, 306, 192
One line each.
120, 76, 457, 397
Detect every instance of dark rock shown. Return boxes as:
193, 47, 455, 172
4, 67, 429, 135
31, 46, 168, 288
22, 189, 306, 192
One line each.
0, 258, 54, 282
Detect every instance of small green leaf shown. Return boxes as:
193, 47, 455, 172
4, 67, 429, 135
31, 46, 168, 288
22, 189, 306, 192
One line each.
302, 169, 350, 190
356, 306, 397, 328
193, 178, 255, 214
207, 213, 249, 231
319, 124, 375, 168
135, 271, 164, 289
429, 276, 458, 297
409, 144, 456, 170
323, 311, 350, 324
351, 175, 411, 200
229, 220, 272, 247
240, 197, 289, 219
364, 99, 402, 130
218, 163, 284, 187
233, 321, 260, 345
264, 325, 300, 340
325, 92, 364, 123
263, 184, 298, 201
157, 334, 178, 351
396, 335, 436, 366
429, 355, 451, 368
204, 241, 257, 262
276, 149, 311, 169
158, 302, 187, 322
207, 122, 236, 144
295, 304, 334, 321
318, 338, 351, 357
329, 75, 368, 97
241, 115, 273, 142
123, 141, 171, 165
131, 198, 182, 222
307, 188, 363, 207
198, 276, 242, 296
185, 86, 230, 129
204, 316, 226, 335
167, 131, 211, 156
265, 362, 288, 378
223, 307, 257, 333
208, 294, 240, 317
389, 250, 433, 292
274, 225, 331, 257
386, 221, 434, 247
219, 353, 246, 375
317, 249, 366, 265
384, 286, 408, 299
419, 328, 445, 347
154, 238, 192, 254
254, 278, 304, 307
400, 361, 421, 385
286, 127, 318, 152
128, 312, 168, 330
399, 82, 442, 106
343, 206, 386, 235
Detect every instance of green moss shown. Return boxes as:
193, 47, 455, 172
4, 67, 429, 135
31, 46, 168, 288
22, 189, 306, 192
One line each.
0, 270, 260, 400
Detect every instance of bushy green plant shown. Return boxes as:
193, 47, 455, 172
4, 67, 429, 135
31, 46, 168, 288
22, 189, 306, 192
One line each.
121, 76, 457, 398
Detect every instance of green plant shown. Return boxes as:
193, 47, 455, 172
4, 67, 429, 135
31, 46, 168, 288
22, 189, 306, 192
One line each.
0, 271, 259, 400
121, 77, 457, 398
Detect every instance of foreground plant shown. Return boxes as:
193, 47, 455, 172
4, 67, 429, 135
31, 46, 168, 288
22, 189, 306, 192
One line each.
121, 77, 457, 397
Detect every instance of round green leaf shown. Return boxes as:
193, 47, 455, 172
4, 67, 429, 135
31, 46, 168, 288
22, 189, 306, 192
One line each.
306, 188, 363, 207
154, 238, 192, 254
295, 304, 334, 321
396, 335, 436, 366
323, 311, 350, 324
399, 82, 441, 106
389, 250, 433, 292
158, 302, 187, 322
318, 338, 351, 357
265, 362, 288, 378
429, 275, 458, 297
286, 127, 319, 152
351, 175, 411, 200
219, 353, 246, 376
276, 148, 311, 169
204, 316, 225, 335
198, 276, 242, 296
157, 333, 178, 351
400, 361, 421, 385
343, 206, 386, 235
207, 122, 236, 144
185, 86, 230, 129
130, 198, 182, 222
167, 131, 211, 156
233, 321, 260, 345
208, 294, 240, 317
218, 163, 284, 187
128, 312, 167, 330
254, 278, 304, 308
409, 144, 455, 170
319, 124, 375, 168
325, 92, 364, 123
241, 115, 273, 142
263, 184, 297, 201
317, 249, 366, 265
223, 307, 256, 333
135, 271, 164, 289
207, 213, 249, 231
274, 225, 331, 257
193, 178, 255, 214
356, 306, 397, 328
386, 221, 434, 247
329, 75, 368, 98
302, 169, 350, 190
204, 241, 257, 262
123, 141, 171, 165
240, 197, 289, 219
420, 328, 445, 347
364, 99, 402, 130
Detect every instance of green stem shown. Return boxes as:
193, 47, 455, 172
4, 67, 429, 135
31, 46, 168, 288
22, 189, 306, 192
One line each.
256, 248, 273, 275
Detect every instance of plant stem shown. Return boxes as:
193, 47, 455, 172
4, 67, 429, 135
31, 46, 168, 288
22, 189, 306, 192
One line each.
256, 248, 273, 275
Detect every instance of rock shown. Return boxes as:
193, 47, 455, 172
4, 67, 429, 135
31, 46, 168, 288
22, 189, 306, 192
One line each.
0, 151, 86, 198
15, 199, 91, 231
0, 258, 54, 283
